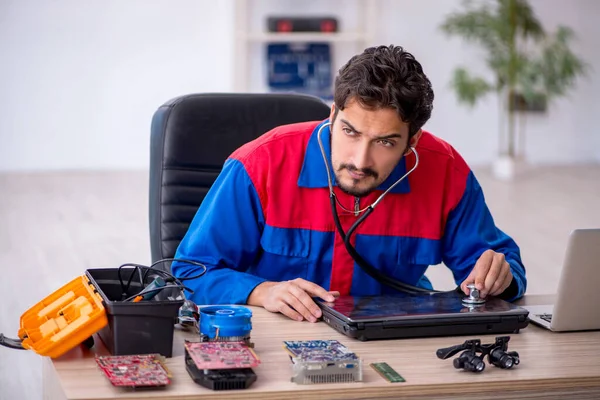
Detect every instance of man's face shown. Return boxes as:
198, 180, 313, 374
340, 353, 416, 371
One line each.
330, 99, 411, 197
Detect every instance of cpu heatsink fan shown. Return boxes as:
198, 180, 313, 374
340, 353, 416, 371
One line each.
199, 306, 253, 343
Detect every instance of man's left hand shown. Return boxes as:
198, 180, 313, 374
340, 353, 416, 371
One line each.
460, 250, 513, 299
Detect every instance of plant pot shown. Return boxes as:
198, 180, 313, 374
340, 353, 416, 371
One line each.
492, 155, 516, 181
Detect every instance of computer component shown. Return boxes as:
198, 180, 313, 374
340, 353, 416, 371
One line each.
184, 347, 257, 390
522, 229, 600, 332
95, 354, 171, 388
316, 290, 529, 341
370, 362, 405, 383
199, 306, 253, 342
184, 341, 260, 370
283, 340, 362, 384
185, 306, 259, 391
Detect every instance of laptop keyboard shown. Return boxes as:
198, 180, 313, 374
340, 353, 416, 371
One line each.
538, 313, 553, 323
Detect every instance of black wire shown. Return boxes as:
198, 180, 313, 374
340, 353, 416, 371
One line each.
0, 333, 25, 350
117, 263, 147, 295
117, 258, 206, 299
122, 283, 188, 302
142, 258, 208, 284
330, 194, 442, 295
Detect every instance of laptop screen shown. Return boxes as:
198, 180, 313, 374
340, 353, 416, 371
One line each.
316, 291, 525, 322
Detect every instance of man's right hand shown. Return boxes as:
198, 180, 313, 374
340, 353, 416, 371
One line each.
247, 279, 339, 322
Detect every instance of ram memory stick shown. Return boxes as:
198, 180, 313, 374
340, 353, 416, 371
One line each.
370, 362, 405, 383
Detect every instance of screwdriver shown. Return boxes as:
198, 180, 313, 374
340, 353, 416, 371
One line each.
132, 276, 167, 302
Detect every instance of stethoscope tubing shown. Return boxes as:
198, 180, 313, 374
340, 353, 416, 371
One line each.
316, 121, 440, 294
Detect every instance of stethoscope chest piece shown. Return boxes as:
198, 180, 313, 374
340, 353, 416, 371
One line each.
462, 283, 486, 305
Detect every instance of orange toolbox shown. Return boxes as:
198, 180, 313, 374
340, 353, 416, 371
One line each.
11, 267, 184, 359
17, 275, 107, 358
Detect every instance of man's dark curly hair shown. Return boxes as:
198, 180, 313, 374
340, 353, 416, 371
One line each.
333, 45, 434, 138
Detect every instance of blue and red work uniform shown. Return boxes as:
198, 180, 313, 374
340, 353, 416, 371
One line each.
172, 120, 527, 305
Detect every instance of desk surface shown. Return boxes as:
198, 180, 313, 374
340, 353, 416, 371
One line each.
43, 295, 600, 400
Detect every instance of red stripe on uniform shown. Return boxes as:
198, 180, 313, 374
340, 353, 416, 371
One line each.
329, 210, 357, 295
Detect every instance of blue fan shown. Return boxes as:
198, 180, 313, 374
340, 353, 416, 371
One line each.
199, 306, 253, 341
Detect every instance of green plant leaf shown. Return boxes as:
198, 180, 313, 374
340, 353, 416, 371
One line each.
486, 50, 531, 89
440, 0, 506, 54
496, 0, 545, 40
538, 26, 589, 99
450, 68, 493, 106
441, 0, 546, 54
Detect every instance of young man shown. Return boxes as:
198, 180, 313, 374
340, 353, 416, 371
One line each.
173, 45, 527, 322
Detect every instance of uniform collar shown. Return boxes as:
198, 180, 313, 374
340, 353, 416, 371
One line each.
297, 119, 411, 194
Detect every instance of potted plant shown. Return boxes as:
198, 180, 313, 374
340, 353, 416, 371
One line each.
440, 0, 588, 180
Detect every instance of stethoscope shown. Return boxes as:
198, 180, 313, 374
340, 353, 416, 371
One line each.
316, 121, 438, 294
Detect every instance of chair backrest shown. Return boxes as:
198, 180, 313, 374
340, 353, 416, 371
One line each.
149, 93, 331, 264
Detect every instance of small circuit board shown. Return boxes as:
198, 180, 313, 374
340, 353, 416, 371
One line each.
185, 347, 258, 391
184, 341, 260, 370
283, 340, 362, 384
284, 340, 360, 362
95, 354, 171, 388
370, 362, 406, 383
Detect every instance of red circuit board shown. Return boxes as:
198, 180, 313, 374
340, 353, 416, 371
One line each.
95, 354, 171, 387
184, 341, 260, 370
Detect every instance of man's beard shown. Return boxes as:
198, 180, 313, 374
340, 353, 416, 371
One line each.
334, 164, 379, 197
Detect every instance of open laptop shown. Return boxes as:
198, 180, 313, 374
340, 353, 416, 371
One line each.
315, 290, 529, 341
523, 229, 600, 332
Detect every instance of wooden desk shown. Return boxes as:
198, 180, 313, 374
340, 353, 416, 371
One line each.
43, 295, 600, 400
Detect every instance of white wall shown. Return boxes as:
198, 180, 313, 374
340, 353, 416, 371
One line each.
1, 0, 598, 171
0, 0, 235, 171
525, 0, 600, 165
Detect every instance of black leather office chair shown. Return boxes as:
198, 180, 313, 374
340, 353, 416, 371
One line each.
148, 93, 331, 269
